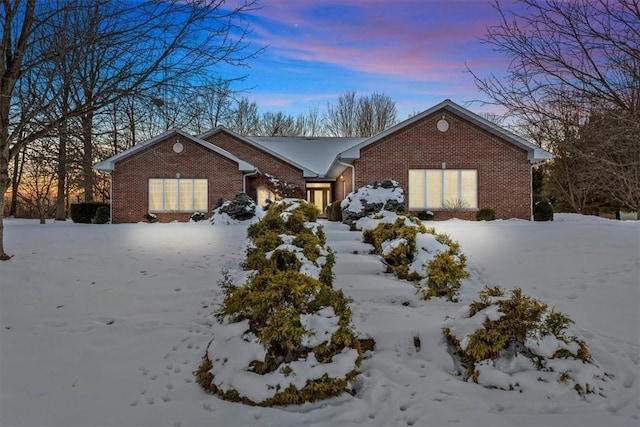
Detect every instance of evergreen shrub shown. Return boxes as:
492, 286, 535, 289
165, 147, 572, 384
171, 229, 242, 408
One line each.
93, 206, 110, 224
190, 211, 207, 222
363, 216, 467, 301
417, 210, 434, 221
327, 200, 343, 222
476, 208, 496, 221
144, 212, 158, 223
442, 287, 605, 395
197, 199, 360, 406
534, 201, 554, 221
70, 202, 109, 223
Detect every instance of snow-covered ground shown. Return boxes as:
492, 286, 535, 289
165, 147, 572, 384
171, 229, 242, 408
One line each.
0, 214, 638, 427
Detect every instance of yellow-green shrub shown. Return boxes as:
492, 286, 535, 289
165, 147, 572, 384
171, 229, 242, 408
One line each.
442, 287, 597, 394
364, 216, 467, 301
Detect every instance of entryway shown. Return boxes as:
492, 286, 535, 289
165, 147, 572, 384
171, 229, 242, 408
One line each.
306, 183, 332, 216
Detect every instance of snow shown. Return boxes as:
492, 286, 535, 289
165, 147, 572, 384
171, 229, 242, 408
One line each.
1, 213, 639, 426
206, 318, 357, 403
341, 183, 404, 214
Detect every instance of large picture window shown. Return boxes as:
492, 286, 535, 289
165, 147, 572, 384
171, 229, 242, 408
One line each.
149, 178, 208, 212
409, 169, 477, 209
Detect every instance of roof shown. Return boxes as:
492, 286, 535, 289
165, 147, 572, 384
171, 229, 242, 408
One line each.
338, 99, 553, 163
95, 100, 552, 177
248, 136, 366, 178
93, 128, 257, 172
198, 127, 365, 178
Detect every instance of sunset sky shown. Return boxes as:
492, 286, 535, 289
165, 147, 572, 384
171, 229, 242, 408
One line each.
231, 0, 513, 119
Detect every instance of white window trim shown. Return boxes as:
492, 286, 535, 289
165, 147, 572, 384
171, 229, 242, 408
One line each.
148, 178, 208, 212
409, 169, 478, 210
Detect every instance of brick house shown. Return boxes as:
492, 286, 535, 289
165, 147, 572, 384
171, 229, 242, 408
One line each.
94, 99, 552, 223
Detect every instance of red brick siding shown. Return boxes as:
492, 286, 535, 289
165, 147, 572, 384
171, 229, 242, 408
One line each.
111, 135, 243, 223
333, 167, 353, 202
203, 132, 306, 198
353, 109, 532, 220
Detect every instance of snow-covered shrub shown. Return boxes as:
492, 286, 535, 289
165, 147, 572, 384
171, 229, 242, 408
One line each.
417, 210, 434, 221
211, 193, 259, 224
197, 198, 361, 406
476, 208, 496, 221
190, 211, 207, 222
534, 201, 554, 221
362, 214, 468, 301
341, 179, 405, 228
245, 199, 332, 286
144, 212, 158, 223
442, 287, 609, 396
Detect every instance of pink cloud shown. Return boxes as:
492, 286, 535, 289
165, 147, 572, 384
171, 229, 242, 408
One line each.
247, 1, 501, 82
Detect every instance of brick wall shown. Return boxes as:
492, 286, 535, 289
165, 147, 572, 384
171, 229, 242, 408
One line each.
111, 134, 244, 223
353, 108, 532, 220
203, 132, 306, 199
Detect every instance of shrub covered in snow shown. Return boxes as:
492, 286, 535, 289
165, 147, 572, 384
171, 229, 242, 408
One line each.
144, 212, 158, 223
341, 179, 405, 228
190, 211, 207, 222
196, 199, 361, 406
210, 193, 258, 224
442, 286, 609, 396
360, 211, 468, 301
245, 199, 333, 286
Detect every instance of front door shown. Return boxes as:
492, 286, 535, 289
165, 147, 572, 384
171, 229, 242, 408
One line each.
306, 183, 332, 216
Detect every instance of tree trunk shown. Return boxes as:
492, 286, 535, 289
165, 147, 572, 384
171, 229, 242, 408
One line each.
1, 142, 12, 260
82, 111, 94, 202
9, 150, 21, 217
55, 120, 68, 220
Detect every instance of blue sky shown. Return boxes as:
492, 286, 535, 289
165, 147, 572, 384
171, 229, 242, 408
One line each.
226, 0, 511, 119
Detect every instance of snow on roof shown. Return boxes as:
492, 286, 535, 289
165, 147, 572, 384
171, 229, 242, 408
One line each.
247, 136, 366, 178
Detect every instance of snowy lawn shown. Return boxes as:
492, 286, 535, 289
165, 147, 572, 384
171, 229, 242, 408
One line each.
0, 214, 638, 427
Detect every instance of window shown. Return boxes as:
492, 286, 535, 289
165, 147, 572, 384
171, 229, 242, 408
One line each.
408, 169, 477, 209
148, 178, 208, 212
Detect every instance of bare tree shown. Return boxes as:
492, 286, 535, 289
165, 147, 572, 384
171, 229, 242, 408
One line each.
324, 91, 397, 137
303, 105, 322, 136
228, 97, 260, 135
470, 0, 640, 217
1, 0, 261, 260
356, 92, 397, 137
18, 141, 57, 224
324, 91, 357, 137
259, 111, 303, 136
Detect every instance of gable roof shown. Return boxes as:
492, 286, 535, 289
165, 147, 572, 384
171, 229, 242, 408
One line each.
338, 99, 553, 163
198, 127, 366, 178
198, 126, 366, 178
93, 128, 256, 172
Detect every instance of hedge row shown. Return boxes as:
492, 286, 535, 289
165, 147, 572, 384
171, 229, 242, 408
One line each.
197, 199, 362, 406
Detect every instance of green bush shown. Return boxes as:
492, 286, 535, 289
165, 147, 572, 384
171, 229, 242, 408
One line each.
417, 210, 434, 221
144, 212, 158, 223
70, 202, 109, 223
93, 206, 110, 224
218, 193, 256, 221
327, 200, 343, 222
190, 211, 207, 222
363, 216, 467, 301
443, 287, 600, 395
476, 207, 496, 221
534, 201, 554, 221
197, 199, 360, 406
